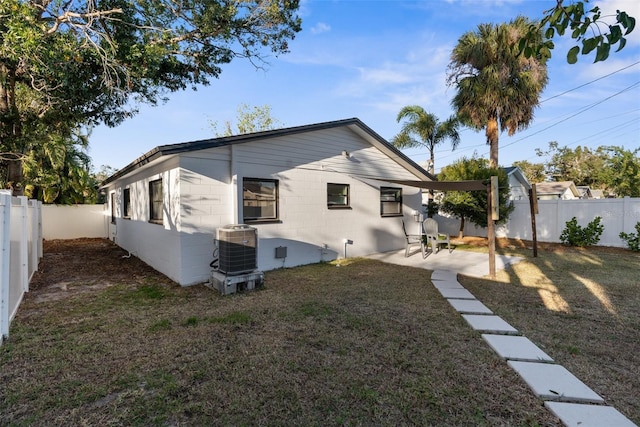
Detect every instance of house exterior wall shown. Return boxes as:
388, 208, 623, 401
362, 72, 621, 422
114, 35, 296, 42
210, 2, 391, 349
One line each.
508, 174, 528, 201
103, 126, 425, 286
104, 157, 185, 284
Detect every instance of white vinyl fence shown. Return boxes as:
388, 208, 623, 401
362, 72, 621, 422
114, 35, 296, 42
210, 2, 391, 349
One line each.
435, 197, 640, 248
0, 192, 43, 344
41, 204, 108, 240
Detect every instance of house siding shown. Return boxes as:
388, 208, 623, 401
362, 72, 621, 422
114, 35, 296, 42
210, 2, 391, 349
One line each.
103, 123, 428, 286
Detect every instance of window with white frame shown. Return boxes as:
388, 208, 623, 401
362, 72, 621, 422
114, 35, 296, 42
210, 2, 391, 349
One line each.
243, 178, 278, 222
123, 188, 131, 219
110, 192, 116, 224
149, 179, 163, 224
327, 183, 350, 208
380, 187, 402, 217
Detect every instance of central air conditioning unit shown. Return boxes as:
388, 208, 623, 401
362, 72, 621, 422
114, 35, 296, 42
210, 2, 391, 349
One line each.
217, 224, 258, 275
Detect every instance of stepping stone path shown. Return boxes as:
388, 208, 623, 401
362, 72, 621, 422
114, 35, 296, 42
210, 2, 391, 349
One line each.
430, 269, 637, 427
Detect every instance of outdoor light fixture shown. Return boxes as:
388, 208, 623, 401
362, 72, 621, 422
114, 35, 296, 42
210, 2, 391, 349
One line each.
412, 210, 421, 222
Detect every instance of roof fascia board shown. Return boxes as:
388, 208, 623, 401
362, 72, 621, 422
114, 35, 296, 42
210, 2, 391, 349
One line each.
101, 118, 433, 187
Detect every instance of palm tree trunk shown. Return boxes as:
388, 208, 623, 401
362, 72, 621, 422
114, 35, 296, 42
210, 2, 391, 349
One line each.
486, 115, 499, 168
458, 216, 465, 239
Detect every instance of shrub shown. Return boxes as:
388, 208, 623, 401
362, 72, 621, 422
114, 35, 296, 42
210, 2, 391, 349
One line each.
619, 222, 640, 252
560, 216, 604, 247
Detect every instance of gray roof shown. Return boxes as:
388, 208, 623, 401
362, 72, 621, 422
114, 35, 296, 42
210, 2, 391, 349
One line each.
102, 118, 434, 186
535, 181, 578, 196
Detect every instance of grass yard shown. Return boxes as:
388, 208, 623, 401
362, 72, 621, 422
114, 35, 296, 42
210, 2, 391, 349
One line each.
457, 239, 640, 426
1, 238, 637, 426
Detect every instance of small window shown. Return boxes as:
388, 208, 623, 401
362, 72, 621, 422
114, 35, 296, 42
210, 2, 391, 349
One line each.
123, 188, 131, 219
243, 178, 278, 222
328, 183, 350, 208
380, 187, 402, 217
110, 192, 116, 224
149, 179, 163, 224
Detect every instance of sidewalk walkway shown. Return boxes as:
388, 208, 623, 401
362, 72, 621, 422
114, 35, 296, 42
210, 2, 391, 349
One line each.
366, 249, 638, 427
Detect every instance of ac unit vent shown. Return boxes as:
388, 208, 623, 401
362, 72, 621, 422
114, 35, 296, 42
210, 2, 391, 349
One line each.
217, 224, 257, 275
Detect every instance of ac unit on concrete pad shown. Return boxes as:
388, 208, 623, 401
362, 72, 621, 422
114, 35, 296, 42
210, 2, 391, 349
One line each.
217, 224, 258, 275
208, 270, 265, 295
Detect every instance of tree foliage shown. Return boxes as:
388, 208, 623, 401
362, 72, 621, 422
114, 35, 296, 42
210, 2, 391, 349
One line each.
0, 0, 302, 195
21, 128, 96, 204
536, 142, 640, 197
391, 106, 459, 177
448, 16, 548, 169
437, 156, 514, 238
520, 0, 636, 63
210, 104, 284, 136
512, 160, 546, 183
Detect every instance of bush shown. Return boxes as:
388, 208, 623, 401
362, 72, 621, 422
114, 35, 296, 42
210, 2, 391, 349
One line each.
560, 216, 604, 247
619, 222, 640, 252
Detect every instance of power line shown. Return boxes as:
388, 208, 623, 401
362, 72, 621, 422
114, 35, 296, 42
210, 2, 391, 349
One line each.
540, 60, 640, 104
498, 80, 640, 151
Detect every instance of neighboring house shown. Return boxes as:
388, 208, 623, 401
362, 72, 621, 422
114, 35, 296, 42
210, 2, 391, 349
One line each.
503, 166, 531, 201
590, 189, 605, 199
576, 186, 593, 199
535, 181, 580, 200
101, 118, 434, 286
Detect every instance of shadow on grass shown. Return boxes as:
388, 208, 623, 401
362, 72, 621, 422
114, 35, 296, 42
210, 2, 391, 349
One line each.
458, 246, 640, 425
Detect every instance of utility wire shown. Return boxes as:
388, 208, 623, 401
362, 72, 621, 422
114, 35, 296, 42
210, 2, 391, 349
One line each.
540, 60, 640, 104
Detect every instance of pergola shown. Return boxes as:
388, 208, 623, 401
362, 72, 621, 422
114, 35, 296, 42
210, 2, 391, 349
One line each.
382, 178, 538, 279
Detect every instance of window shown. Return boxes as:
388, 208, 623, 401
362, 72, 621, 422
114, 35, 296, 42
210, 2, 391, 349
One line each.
380, 187, 402, 217
243, 178, 278, 222
149, 179, 163, 224
123, 188, 131, 219
110, 192, 116, 224
327, 183, 350, 208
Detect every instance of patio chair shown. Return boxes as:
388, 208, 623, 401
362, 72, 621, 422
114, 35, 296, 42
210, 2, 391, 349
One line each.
402, 220, 425, 258
423, 218, 451, 254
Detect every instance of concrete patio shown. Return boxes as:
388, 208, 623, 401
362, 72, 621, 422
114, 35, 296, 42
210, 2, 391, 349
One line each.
366, 246, 523, 278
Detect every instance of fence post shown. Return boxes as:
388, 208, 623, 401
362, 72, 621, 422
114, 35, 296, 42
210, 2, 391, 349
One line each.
13, 196, 28, 293
0, 192, 11, 341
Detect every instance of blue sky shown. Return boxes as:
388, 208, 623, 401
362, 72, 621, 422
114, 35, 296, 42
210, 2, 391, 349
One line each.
89, 0, 640, 174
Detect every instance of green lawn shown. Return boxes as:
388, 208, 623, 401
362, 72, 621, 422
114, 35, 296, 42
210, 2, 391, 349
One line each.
2, 238, 637, 426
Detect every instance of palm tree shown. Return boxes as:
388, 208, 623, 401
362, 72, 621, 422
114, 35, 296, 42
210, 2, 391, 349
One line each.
391, 106, 460, 177
447, 16, 548, 168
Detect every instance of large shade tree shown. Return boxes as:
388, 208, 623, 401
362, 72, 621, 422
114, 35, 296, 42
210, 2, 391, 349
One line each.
448, 16, 549, 169
391, 106, 460, 177
0, 0, 301, 196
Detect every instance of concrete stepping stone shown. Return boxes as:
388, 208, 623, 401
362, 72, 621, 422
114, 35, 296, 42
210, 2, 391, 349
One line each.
438, 287, 476, 299
482, 334, 553, 362
508, 361, 604, 403
462, 314, 519, 334
432, 280, 465, 290
544, 402, 638, 427
448, 299, 493, 314
430, 271, 458, 282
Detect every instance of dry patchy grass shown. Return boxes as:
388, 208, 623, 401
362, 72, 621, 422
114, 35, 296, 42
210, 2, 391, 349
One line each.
0, 239, 559, 426
458, 238, 640, 425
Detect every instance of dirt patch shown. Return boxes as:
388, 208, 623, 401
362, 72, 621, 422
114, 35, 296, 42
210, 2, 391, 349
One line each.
28, 238, 174, 304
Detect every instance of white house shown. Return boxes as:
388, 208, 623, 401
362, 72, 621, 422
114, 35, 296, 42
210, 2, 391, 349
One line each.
535, 181, 580, 200
503, 166, 531, 201
101, 118, 434, 286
